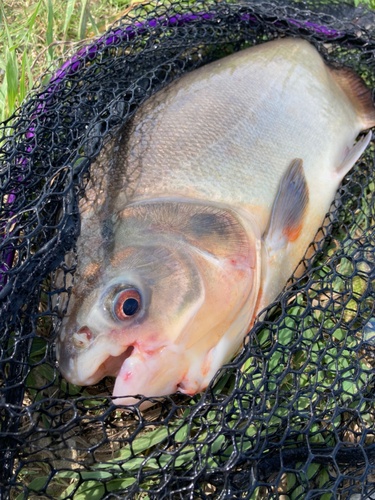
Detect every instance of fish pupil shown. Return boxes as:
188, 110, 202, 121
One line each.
123, 298, 139, 316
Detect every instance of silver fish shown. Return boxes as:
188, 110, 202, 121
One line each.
56, 37, 375, 405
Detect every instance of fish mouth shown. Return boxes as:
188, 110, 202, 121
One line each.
100, 345, 135, 378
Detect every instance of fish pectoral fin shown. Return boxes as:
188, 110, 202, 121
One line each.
336, 131, 372, 177
263, 158, 309, 255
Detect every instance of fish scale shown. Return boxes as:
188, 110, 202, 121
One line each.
124, 39, 355, 223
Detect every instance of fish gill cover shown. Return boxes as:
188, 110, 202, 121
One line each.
1, 0, 375, 498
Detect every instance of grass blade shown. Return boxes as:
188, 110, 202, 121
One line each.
19, 49, 27, 103
5, 47, 18, 114
0, 78, 8, 122
15, 477, 48, 500
1, 4, 13, 48
78, 0, 90, 40
26, 0, 43, 30
25, 50, 33, 91
88, 8, 100, 35
64, 0, 76, 39
46, 0, 54, 61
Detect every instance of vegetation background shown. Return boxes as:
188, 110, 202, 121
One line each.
0, 0, 135, 122
1, 0, 374, 124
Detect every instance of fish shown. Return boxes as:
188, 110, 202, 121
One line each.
56, 37, 375, 405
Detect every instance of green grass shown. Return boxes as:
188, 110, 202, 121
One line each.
0, 0, 135, 122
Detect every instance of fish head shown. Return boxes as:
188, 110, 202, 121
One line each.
56, 201, 260, 404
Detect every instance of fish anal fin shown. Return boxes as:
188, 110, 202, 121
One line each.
330, 66, 375, 129
336, 130, 372, 177
264, 158, 309, 254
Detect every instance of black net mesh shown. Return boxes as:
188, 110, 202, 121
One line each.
2, 0, 375, 498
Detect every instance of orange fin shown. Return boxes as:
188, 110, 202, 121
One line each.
330, 66, 375, 129
264, 158, 309, 255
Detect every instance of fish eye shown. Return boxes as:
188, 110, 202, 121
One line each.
113, 288, 141, 321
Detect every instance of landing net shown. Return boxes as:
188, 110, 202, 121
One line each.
1, 1, 375, 498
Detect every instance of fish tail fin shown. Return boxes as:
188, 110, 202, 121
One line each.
330, 66, 375, 129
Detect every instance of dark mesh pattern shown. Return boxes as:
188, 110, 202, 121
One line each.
2, 1, 375, 498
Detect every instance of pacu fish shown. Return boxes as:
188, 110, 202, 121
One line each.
56, 37, 375, 405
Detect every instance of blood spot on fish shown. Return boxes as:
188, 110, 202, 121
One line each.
121, 371, 132, 382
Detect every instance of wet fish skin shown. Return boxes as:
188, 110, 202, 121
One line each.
56, 37, 375, 405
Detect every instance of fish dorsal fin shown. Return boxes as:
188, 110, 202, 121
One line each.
264, 158, 309, 254
330, 66, 375, 129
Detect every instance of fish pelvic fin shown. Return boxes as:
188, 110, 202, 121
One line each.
330, 66, 375, 129
336, 130, 372, 177
263, 158, 309, 254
